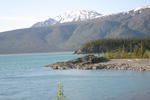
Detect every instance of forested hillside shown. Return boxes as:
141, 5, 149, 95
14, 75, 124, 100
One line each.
0, 6, 150, 54
75, 38, 150, 54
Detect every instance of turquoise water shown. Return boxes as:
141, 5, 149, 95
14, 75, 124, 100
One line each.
0, 52, 150, 100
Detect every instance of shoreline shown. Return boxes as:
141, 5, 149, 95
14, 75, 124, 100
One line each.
0, 51, 73, 55
46, 55, 150, 71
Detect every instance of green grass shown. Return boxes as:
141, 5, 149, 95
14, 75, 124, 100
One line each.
102, 43, 150, 59
103, 51, 150, 59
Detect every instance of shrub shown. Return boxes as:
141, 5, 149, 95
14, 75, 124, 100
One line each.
56, 82, 67, 100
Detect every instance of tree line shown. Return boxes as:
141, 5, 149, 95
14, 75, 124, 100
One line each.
79, 38, 150, 54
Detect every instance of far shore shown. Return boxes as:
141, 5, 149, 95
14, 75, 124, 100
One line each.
0, 51, 73, 55
46, 55, 150, 71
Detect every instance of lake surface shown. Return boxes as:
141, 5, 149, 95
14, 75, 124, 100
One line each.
0, 52, 150, 100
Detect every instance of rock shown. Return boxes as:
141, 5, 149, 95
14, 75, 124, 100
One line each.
74, 49, 83, 54
46, 55, 109, 70
46, 55, 150, 71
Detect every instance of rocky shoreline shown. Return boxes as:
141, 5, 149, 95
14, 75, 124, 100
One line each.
46, 55, 150, 71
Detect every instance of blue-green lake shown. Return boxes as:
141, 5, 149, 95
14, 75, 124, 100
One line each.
0, 52, 150, 100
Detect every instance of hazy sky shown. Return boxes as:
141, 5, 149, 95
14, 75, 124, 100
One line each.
0, 0, 150, 32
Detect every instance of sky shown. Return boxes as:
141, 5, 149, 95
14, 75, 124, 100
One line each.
0, 0, 150, 32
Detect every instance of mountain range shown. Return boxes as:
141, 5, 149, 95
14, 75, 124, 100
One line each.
0, 5, 150, 54
32, 10, 102, 27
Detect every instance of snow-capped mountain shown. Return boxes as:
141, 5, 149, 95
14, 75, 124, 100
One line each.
132, 5, 150, 12
121, 5, 150, 15
32, 10, 102, 27
1, 5, 150, 54
54, 10, 101, 23
32, 5, 150, 28
32, 18, 57, 28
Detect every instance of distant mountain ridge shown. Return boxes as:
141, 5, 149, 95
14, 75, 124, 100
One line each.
32, 18, 57, 27
0, 5, 150, 54
32, 10, 102, 27
32, 5, 150, 28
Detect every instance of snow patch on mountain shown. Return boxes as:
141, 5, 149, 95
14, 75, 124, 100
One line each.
54, 10, 102, 23
32, 5, 150, 28
119, 5, 150, 16
32, 10, 102, 27
133, 5, 150, 12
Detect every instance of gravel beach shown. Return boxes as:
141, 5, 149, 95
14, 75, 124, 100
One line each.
46, 55, 150, 71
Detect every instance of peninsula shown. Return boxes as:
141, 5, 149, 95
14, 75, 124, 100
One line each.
46, 55, 150, 71
46, 38, 150, 71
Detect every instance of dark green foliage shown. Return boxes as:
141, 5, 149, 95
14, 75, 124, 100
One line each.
102, 42, 150, 59
79, 38, 150, 58
79, 38, 150, 54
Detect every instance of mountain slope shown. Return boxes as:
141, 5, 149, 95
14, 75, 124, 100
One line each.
62, 6, 150, 49
0, 5, 150, 54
